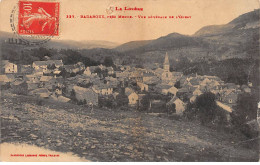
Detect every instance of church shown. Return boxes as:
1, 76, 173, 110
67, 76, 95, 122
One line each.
161, 52, 173, 81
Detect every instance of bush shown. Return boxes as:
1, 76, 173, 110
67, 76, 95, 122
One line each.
116, 94, 129, 107
11, 82, 28, 95
231, 93, 258, 126
184, 92, 224, 126
98, 96, 116, 109
36, 98, 43, 106
1, 83, 11, 90
231, 92, 259, 138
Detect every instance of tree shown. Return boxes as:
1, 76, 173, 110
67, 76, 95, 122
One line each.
135, 64, 144, 69
167, 103, 176, 115
231, 92, 259, 138
70, 89, 77, 102
174, 81, 181, 89
103, 57, 114, 67
116, 94, 129, 107
59, 67, 68, 78
192, 92, 218, 125
231, 93, 258, 126
139, 94, 151, 111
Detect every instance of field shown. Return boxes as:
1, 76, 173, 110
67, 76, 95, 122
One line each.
0, 92, 258, 161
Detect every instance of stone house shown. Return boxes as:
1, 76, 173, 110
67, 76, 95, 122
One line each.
125, 91, 139, 106
155, 84, 178, 96
137, 82, 149, 92
92, 84, 113, 95
32, 60, 63, 74
83, 66, 98, 76
167, 97, 186, 115
1, 60, 18, 73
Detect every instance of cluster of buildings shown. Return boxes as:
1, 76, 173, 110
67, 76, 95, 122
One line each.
0, 52, 252, 115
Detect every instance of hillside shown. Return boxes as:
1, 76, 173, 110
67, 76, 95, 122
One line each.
0, 9, 259, 68
0, 31, 119, 49
114, 9, 259, 64
115, 40, 152, 52
1, 93, 258, 161
193, 9, 259, 59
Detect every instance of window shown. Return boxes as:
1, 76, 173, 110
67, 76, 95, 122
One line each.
229, 99, 232, 103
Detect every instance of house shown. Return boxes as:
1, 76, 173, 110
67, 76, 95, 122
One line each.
189, 95, 197, 103
189, 78, 200, 87
73, 86, 98, 105
155, 84, 177, 96
45, 77, 65, 89
207, 81, 221, 90
200, 78, 211, 86
53, 69, 61, 75
92, 84, 113, 95
1, 60, 18, 73
116, 71, 130, 79
32, 60, 63, 73
223, 83, 238, 90
125, 87, 135, 95
40, 76, 53, 82
172, 72, 183, 79
154, 68, 164, 77
167, 97, 186, 115
137, 82, 149, 92
148, 99, 167, 113
143, 72, 156, 82
104, 77, 118, 87
125, 90, 139, 106
64, 62, 85, 74
137, 94, 146, 106
221, 91, 239, 105
25, 75, 40, 83
167, 86, 178, 96
55, 87, 62, 95
106, 67, 114, 75
83, 66, 98, 76
129, 70, 143, 82
142, 76, 160, 91
241, 85, 251, 93
20, 65, 33, 74
192, 88, 203, 96
0, 75, 15, 83
64, 65, 76, 73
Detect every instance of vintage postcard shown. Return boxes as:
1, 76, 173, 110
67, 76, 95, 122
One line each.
0, 0, 259, 162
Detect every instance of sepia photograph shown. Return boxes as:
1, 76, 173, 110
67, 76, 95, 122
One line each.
0, 0, 259, 162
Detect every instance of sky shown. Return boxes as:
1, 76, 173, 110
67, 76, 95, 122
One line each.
0, 0, 259, 44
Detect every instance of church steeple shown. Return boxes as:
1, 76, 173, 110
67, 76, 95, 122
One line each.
163, 52, 170, 72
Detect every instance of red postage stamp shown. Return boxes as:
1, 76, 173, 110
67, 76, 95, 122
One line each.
18, 1, 59, 36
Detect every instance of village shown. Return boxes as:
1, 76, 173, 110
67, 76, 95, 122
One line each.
0, 52, 253, 117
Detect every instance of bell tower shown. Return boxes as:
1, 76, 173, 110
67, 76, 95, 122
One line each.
162, 52, 172, 81
163, 52, 170, 72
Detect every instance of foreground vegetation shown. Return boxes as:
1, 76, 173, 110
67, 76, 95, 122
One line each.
1, 92, 258, 161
